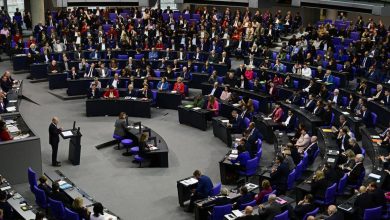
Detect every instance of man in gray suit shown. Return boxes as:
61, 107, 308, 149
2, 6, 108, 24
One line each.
258, 194, 282, 220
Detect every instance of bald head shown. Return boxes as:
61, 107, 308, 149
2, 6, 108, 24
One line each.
327, 205, 337, 215
244, 206, 253, 215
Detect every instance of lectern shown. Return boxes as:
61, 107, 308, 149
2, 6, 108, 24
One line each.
60, 123, 82, 165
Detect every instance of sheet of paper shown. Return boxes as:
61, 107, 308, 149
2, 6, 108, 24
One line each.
0, 186, 11, 191
7, 125, 19, 133
221, 120, 229, 123
229, 154, 238, 160
5, 120, 14, 125
263, 117, 272, 120
232, 104, 240, 107
342, 112, 350, 115
6, 106, 16, 112
8, 100, 17, 103
61, 131, 73, 137
368, 173, 381, 179
232, 210, 243, 217
192, 107, 201, 110
371, 135, 380, 139
327, 158, 335, 163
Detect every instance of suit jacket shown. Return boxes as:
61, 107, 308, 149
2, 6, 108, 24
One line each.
305, 143, 319, 163
245, 128, 263, 157
258, 202, 282, 220
138, 89, 152, 99
325, 212, 344, 220
49, 123, 61, 145
337, 134, 350, 151
305, 100, 316, 112
311, 178, 330, 199
288, 94, 302, 106
50, 191, 71, 207
87, 88, 101, 99
382, 95, 390, 106
97, 67, 110, 77
361, 110, 373, 127
114, 119, 127, 137
108, 78, 121, 88
126, 90, 138, 97
354, 192, 375, 217
231, 115, 245, 134
348, 162, 364, 184
294, 203, 317, 220
329, 95, 342, 106
85, 67, 98, 77
270, 162, 289, 193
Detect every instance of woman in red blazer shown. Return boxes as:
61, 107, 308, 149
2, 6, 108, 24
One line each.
103, 85, 119, 99
173, 77, 185, 96
0, 121, 13, 141
207, 95, 219, 116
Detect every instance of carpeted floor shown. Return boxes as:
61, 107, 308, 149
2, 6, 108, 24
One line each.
1, 58, 277, 220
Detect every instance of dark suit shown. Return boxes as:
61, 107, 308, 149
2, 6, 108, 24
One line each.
305, 100, 316, 112
329, 95, 342, 106
294, 203, 317, 220
87, 88, 100, 99
361, 110, 373, 128
49, 123, 61, 165
354, 192, 375, 218
325, 212, 344, 220
258, 202, 282, 220
347, 162, 364, 185
288, 94, 302, 106
305, 142, 319, 163
382, 95, 390, 106
245, 128, 263, 158
50, 190, 71, 207
38, 183, 51, 196
311, 178, 330, 199
231, 115, 245, 134
270, 162, 289, 195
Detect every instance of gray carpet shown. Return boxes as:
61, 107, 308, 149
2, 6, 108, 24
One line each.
0, 59, 276, 220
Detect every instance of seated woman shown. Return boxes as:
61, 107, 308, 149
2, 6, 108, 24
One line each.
230, 145, 250, 171
208, 70, 218, 84
244, 66, 254, 81
309, 170, 330, 200
164, 66, 175, 79
207, 95, 219, 116
173, 77, 185, 96
255, 179, 273, 204
193, 94, 205, 108
103, 85, 119, 99
109, 58, 119, 72
138, 132, 150, 159
220, 86, 231, 102
71, 197, 90, 220
157, 77, 169, 91
0, 121, 13, 141
89, 203, 105, 220
338, 149, 356, 172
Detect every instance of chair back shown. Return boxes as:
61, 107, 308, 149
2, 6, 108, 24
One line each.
287, 169, 296, 190
303, 207, 319, 220
337, 174, 348, 194
28, 167, 37, 192
33, 185, 48, 209
293, 80, 299, 89
211, 183, 222, 197
244, 117, 250, 128
371, 112, 377, 126
333, 76, 341, 88
211, 204, 232, 220
295, 161, 304, 180
311, 148, 320, 164
341, 96, 348, 107
324, 183, 337, 204
363, 206, 382, 220
48, 198, 66, 220
65, 208, 80, 220
301, 152, 309, 171
252, 100, 259, 113
245, 157, 259, 176
257, 139, 262, 151
273, 210, 289, 220
256, 148, 263, 161
239, 200, 256, 210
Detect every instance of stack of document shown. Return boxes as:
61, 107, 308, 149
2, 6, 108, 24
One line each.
221, 120, 229, 123
58, 180, 72, 190
61, 131, 73, 137
180, 178, 198, 186
232, 210, 243, 217
13, 134, 30, 140
228, 154, 238, 160
368, 173, 381, 180
192, 107, 201, 110
342, 112, 350, 115
6, 125, 19, 133
6, 106, 16, 112
5, 120, 15, 125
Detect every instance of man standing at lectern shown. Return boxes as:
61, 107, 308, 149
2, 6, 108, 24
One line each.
49, 117, 62, 167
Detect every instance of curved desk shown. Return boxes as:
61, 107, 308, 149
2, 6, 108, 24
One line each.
86, 97, 152, 118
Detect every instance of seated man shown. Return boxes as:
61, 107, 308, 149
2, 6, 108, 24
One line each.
236, 206, 258, 220
228, 110, 245, 134
294, 194, 317, 220
233, 186, 255, 210
270, 155, 289, 195
87, 83, 100, 99
285, 90, 302, 106
186, 170, 213, 212
347, 154, 365, 185
257, 194, 281, 220
368, 84, 384, 102
304, 136, 319, 163
281, 110, 296, 132
148, 47, 159, 60
324, 205, 344, 219
328, 89, 341, 106
49, 182, 71, 207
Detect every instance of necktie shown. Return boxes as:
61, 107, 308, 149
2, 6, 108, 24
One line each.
89, 68, 93, 77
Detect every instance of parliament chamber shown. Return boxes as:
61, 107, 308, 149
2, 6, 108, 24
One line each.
0, 0, 390, 219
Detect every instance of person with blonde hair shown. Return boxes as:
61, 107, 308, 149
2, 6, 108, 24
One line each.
255, 179, 273, 204
310, 170, 330, 200
71, 197, 90, 220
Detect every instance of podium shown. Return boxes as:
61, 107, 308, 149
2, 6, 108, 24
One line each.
60, 128, 82, 165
